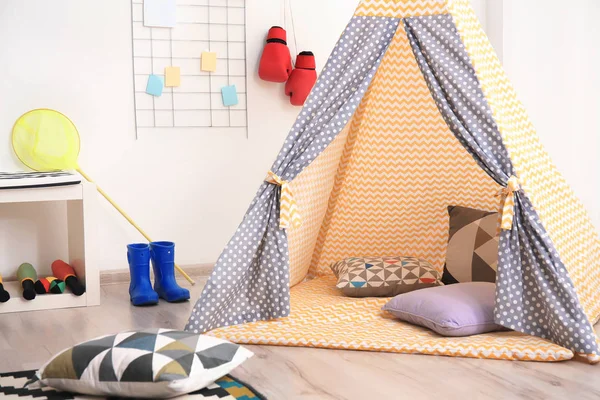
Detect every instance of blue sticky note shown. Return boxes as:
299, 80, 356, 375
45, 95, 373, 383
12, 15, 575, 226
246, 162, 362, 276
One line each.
221, 85, 238, 107
146, 74, 164, 97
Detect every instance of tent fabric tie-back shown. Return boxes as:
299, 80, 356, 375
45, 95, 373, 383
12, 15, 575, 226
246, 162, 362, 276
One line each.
265, 171, 301, 229
496, 175, 521, 232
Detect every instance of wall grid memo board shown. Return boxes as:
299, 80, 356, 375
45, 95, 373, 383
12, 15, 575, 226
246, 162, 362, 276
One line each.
130, 0, 248, 136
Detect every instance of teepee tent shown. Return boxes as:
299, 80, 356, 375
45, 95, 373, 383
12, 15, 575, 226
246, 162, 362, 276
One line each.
186, 0, 600, 363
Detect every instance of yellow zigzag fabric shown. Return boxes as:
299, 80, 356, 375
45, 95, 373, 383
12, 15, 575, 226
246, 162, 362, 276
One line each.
265, 171, 301, 230
447, 0, 600, 326
288, 126, 351, 287
207, 275, 573, 362
355, 0, 447, 18
308, 22, 500, 278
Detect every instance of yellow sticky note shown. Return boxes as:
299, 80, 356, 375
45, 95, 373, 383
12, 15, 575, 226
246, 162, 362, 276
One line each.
164, 66, 180, 87
201, 51, 217, 72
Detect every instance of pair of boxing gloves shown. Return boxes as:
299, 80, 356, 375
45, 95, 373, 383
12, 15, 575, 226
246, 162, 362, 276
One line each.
258, 26, 317, 106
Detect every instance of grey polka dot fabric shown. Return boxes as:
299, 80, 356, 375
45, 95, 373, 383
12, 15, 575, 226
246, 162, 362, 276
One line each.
185, 16, 399, 334
404, 16, 513, 184
404, 14, 598, 355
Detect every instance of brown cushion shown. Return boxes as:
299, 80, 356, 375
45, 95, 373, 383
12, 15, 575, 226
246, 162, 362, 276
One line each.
442, 206, 499, 285
330, 256, 441, 297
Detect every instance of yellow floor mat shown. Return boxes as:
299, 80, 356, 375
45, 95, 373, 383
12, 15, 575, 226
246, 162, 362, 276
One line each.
207, 276, 573, 362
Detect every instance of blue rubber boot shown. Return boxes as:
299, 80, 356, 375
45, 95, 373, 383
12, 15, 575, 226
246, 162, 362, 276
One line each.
150, 241, 190, 302
127, 244, 159, 306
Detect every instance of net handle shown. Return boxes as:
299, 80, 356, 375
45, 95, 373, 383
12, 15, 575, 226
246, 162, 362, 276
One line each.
77, 168, 196, 286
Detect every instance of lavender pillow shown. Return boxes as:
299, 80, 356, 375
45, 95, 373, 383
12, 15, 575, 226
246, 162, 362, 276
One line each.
382, 282, 506, 337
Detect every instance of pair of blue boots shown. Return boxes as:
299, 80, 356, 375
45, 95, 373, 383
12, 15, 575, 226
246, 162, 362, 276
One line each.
127, 241, 190, 306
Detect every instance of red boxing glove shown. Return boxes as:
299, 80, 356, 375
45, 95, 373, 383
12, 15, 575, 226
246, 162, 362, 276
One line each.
285, 52, 317, 106
258, 26, 292, 83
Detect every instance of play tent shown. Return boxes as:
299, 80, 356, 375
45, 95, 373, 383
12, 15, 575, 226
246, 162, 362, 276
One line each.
186, 0, 600, 363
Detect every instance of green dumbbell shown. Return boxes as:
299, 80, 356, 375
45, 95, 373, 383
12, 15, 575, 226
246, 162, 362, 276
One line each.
17, 263, 38, 301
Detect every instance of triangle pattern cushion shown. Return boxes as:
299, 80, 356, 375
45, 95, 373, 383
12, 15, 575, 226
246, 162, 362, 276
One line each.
443, 206, 499, 285
36, 328, 253, 398
330, 256, 441, 297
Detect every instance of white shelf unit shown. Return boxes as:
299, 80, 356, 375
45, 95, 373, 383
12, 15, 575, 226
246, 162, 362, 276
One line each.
0, 182, 100, 314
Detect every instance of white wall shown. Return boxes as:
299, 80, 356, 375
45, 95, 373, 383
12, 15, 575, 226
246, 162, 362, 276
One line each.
0, 0, 596, 277
484, 0, 503, 61
469, 0, 487, 29
0, 0, 358, 276
499, 0, 600, 229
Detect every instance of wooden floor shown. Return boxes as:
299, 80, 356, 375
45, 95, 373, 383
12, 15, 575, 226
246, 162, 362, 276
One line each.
1, 279, 599, 400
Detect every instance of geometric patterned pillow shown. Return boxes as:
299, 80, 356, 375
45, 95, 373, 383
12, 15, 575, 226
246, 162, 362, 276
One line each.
330, 256, 440, 297
442, 206, 499, 285
35, 329, 253, 399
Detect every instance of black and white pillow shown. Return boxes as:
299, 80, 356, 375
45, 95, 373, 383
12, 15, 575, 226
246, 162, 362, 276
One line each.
34, 328, 253, 398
